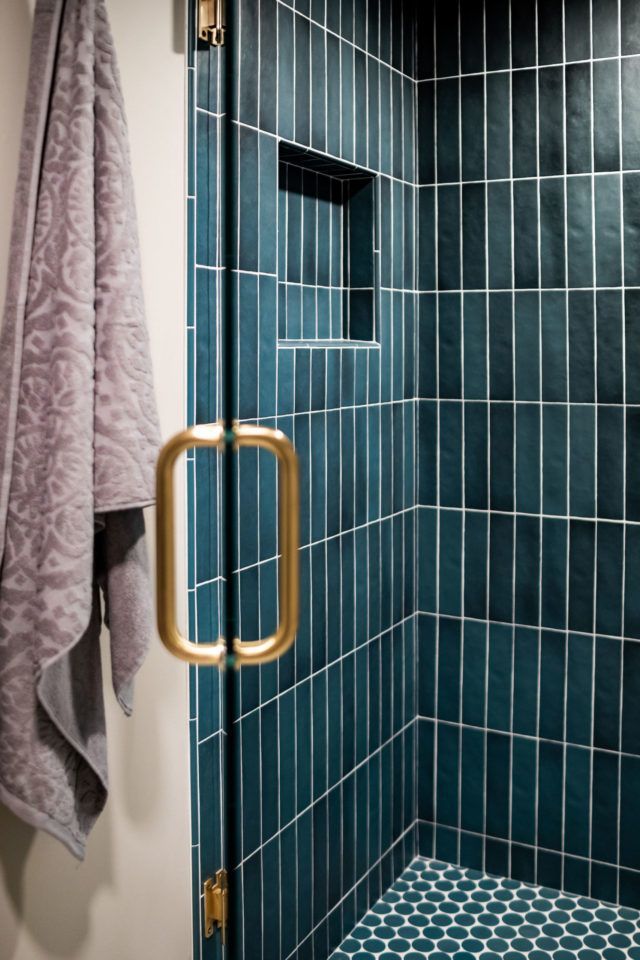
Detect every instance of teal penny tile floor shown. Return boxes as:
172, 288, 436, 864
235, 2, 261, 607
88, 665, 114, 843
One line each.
331, 858, 640, 960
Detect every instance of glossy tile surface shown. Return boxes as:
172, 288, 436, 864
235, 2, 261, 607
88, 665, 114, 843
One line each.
417, 0, 640, 913
331, 858, 640, 960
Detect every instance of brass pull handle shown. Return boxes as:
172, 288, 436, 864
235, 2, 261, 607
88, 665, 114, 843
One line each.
156, 422, 226, 666
231, 423, 300, 667
155, 421, 299, 668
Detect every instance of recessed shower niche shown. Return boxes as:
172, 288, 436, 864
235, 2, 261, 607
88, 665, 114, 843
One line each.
277, 142, 378, 344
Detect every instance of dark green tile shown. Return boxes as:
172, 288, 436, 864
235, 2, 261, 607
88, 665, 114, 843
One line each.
597, 406, 624, 519
569, 405, 596, 518
436, 723, 460, 828
462, 183, 486, 288
487, 181, 513, 289
463, 292, 488, 398
566, 63, 592, 175
511, 737, 537, 846
597, 290, 623, 403
461, 727, 485, 834
513, 627, 540, 736
567, 633, 593, 746
437, 78, 460, 182
540, 630, 566, 741
596, 521, 624, 637
542, 404, 568, 516
564, 746, 591, 858
591, 750, 619, 864
565, 0, 591, 61
511, 0, 536, 68
541, 518, 568, 630
486, 73, 511, 180
567, 175, 594, 287
537, 0, 563, 64
593, 0, 620, 58
514, 180, 539, 288
594, 635, 622, 750
437, 618, 462, 722
464, 402, 488, 510
568, 520, 595, 633
515, 292, 540, 400
539, 68, 565, 176
488, 513, 514, 623
515, 515, 541, 626
462, 620, 488, 726
538, 740, 563, 851
486, 732, 510, 839
622, 0, 640, 53
485, 0, 510, 70
595, 174, 622, 287
488, 623, 513, 732
460, 0, 484, 73
513, 70, 538, 179
624, 173, 640, 285
439, 509, 463, 615
515, 404, 541, 513
489, 291, 513, 400
435, 0, 459, 77
490, 402, 514, 511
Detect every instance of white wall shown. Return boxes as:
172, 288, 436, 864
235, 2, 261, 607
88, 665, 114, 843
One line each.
0, 2, 192, 958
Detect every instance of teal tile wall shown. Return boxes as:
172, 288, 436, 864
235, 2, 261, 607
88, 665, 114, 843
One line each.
416, 0, 640, 911
188, 1, 421, 958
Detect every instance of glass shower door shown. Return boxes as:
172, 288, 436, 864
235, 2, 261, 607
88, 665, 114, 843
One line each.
159, 0, 418, 957
221, 0, 418, 957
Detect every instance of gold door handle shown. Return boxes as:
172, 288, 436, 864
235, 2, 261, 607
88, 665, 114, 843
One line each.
155, 421, 299, 668
231, 423, 300, 666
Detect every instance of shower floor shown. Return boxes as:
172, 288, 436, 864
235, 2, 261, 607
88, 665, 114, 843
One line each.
331, 858, 640, 959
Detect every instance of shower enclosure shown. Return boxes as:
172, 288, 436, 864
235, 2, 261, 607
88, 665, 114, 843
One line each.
168, 0, 640, 956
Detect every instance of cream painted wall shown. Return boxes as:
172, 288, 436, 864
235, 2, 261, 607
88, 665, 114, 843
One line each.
0, 1, 192, 958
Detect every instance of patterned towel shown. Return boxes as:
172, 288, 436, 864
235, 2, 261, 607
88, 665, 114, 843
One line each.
0, 0, 161, 857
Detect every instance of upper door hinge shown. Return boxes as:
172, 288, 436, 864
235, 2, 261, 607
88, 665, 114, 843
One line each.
199, 0, 226, 45
204, 869, 229, 943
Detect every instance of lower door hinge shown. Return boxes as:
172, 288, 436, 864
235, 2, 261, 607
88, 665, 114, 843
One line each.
199, 0, 226, 45
204, 869, 229, 943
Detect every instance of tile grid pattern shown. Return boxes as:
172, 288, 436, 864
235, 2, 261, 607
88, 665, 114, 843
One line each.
416, 0, 640, 912
188, 1, 423, 958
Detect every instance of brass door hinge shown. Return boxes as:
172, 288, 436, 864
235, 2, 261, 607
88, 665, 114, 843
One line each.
204, 869, 229, 942
199, 0, 226, 45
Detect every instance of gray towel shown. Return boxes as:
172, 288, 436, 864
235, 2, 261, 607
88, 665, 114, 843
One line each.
0, 0, 161, 858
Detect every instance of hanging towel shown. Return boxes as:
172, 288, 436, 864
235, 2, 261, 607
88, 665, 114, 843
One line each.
0, 0, 161, 858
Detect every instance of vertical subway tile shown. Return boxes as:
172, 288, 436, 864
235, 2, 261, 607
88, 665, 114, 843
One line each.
486, 73, 511, 180
537, 0, 563, 65
487, 182, 513, 289
485, 0, 510, 71
622, 0, 640, 54
512, 70, 538, 179
538, 68, 565, 176
595, 174, 622, 287
623, 173, 640, 285
511, 0, 536, 68
565, 63, 592, 175
540, 179, 566, 288
594, 523, 622, 640
566, 175, 594, 288
513, 180, 540, 289
564, 0, 591, 62
593, 0, 620, 58
460, 0, 484, 74
594, 59, 621, 173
